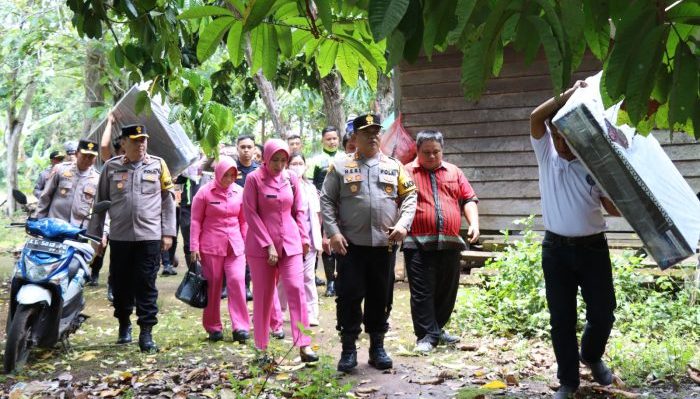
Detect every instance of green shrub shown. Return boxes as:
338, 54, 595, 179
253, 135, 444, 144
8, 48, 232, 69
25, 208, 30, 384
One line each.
452, 216, 700, 385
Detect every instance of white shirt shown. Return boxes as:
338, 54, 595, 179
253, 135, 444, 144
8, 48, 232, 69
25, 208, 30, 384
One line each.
301, 179, 323, 251
531, 129, 607, 237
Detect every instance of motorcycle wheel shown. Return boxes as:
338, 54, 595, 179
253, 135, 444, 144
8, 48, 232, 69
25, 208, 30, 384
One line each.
4, 304, 39, 373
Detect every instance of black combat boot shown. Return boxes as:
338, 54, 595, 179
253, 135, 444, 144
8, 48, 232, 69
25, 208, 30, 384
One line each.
325, 281, 336, 297
337, 334, 358, 372
139, 325, 159, 353
368, 333, 393, 370
116, 319, 132, 344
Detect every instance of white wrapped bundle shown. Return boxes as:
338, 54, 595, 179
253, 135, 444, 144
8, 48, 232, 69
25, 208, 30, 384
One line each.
553, 72, 700, 269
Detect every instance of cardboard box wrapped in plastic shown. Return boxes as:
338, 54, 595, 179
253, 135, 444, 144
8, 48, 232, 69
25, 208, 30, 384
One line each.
87, 84, 199, 177
552, 72, 700, 269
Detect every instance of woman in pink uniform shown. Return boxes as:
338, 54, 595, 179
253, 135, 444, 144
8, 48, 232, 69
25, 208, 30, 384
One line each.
190, 156, 250, 343
244, 139, 318, 362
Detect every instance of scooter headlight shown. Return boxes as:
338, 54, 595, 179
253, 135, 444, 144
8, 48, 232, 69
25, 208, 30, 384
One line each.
24, 257, 62, 281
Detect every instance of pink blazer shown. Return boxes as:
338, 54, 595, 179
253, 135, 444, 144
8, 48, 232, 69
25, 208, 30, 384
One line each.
190, 181, 247, 256
243, 168, 309, 258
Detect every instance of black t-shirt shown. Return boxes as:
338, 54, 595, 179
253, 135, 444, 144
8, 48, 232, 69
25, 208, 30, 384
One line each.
236, 161, 259, 188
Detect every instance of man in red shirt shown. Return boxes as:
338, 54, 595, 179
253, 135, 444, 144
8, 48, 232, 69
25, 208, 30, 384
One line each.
404, 130, 480, 353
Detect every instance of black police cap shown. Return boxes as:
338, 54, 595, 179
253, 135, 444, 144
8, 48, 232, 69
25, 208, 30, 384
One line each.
353, 114, 381, 133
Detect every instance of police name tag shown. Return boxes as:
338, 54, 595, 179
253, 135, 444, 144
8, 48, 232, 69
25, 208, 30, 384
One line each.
344, 174, 363, 183
379, 174, 397, 185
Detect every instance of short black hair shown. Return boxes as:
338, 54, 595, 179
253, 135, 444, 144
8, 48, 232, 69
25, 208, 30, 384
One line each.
236, 134, 255, 144
321, 126, 338, 138
287, 134, 301, 141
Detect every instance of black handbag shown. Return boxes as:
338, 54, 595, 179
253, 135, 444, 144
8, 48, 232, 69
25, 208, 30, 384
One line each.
175, 260, 208, 308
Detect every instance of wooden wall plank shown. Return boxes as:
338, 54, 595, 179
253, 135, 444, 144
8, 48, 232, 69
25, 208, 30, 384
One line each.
470, 181, 541, 199
401, 57, 602, 85
404, 120, 530, 138
401, 90, 552, 114
407, 108, 532, 126
460, 166, 539, 182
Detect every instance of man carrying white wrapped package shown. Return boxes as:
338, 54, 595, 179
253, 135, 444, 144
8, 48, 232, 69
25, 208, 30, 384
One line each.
530, 80, 621, 399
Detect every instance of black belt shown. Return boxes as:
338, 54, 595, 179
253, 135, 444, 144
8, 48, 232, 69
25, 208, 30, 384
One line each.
544, 231, 606, 246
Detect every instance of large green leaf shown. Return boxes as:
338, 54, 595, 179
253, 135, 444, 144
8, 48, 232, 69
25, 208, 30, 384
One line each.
603, 3, 655, 102
358, 54, 379, 91
243, 0, 276, 32
292, 30, 313, 54
335, 43, 360, 86
225, 0, 245, 15
461, 40, 489, 99
461, 2, 509, 99
513, 13, 540, 65
399, 0, 423, 63
623, 25, 667, 125
226, 20, 244, 66
386, 30, 406, 70
368, 0, 410, 41
560, 0, 585, 71
276, 25, 293, 57
317, 39, 339, 77
446, 0, 476, 45
666, 1, 700, 24
196, 16, 235, 62
274, 2, 299, 20
250, 25, 265, 73
177, 5, 233, 20
261, 25, 278, 79
528, 15, 564, 95
668, 41, 698, 129
422, 0, 457, 59
315, 0, 334, 33
335, 33, 384, 70
582, 0, 610, 61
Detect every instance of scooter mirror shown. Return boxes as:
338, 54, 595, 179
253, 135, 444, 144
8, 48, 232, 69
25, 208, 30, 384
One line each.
92, 201, 111, 214
12, 189, 27, 206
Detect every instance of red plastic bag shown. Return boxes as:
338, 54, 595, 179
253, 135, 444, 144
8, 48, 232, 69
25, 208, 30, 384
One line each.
380, 114, 416, 164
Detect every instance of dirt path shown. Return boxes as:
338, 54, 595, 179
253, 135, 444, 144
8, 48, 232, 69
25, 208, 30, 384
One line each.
1, 253, 699, 398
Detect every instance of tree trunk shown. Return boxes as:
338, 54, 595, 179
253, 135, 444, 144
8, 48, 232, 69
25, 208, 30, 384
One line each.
317, 69, 344, 131
5, 82, 37, 214
224, 2, 290, 139
375, 70, 395, 120
82, 41, 105, 135
242, 35, 289, 138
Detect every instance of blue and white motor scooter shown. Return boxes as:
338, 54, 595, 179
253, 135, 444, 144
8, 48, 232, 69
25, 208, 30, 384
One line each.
4, 190, 110, 373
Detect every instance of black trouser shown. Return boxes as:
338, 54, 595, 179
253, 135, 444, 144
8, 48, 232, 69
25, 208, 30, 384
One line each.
542, 231, 616, 388
179, 206, 192, 266
404, 248, 461, 344
321, 252, 336, 283
336, 244, 396, 336
110, 240, 161, 327
90, 254, 105, 282
161, 206, 180, 266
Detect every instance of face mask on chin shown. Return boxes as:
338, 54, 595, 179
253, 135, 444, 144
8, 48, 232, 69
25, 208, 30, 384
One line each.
289, 165, 305, 177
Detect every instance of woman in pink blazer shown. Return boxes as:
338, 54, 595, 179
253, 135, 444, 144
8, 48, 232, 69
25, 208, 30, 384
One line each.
243, 139, 318, 363
190, 156, 250, 343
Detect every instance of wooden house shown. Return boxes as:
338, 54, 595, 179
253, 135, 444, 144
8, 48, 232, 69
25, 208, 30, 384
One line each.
396, 49, 700, 237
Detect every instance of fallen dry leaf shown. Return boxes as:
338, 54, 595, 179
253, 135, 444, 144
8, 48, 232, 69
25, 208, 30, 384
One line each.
458, 343, 479, 351
591, 386, 640, 398
413, 377, 444, 385
482, 380, 507, 389
437, 370, 459, 379
99, 388, 124, 398
505, 374, 519, 386
355, 386, 380, 394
